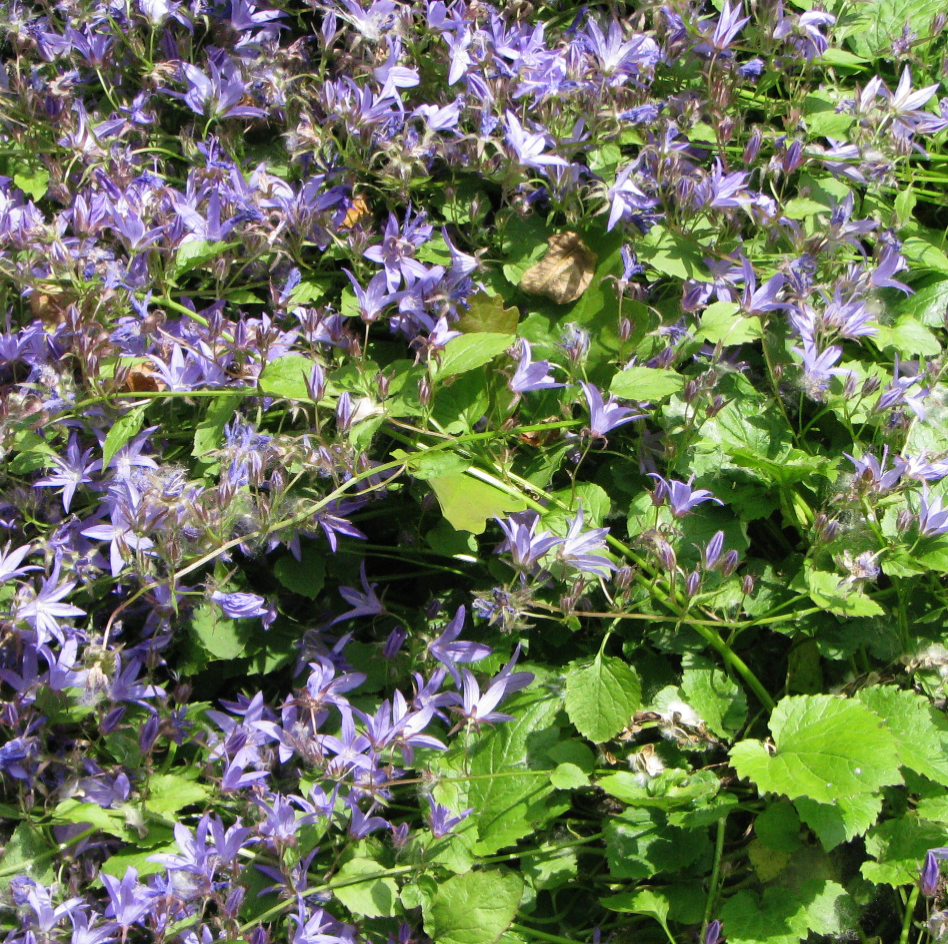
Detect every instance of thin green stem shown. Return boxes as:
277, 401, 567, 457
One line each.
900, 886, 920, 944
703, 815, 728, 936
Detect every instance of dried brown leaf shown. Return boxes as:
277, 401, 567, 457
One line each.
519, 232, 597, 305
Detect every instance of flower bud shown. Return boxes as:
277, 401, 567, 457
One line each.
655, 540, 677, 573
101, 705, 126, 734
336, 392, 353, 431
862, 375, 881, 397
703, 530, 724, 570
139, 714, 160, 753
744, 129, 762, 165
742, 574, 755, 595
922, 851, 940, 897
321, 10, 337, 47
820, 518, 840, 543
685, 570, 701, 597
896, 508, 914, 533
721, 550, 740, 578
224, 886, 246, 917
391, 822, 410, 848
250, 926, 270, 944
782, 140, 803, 174
305, 363, 325, 403
383, 626, 407, 659
618, 317, 633, 343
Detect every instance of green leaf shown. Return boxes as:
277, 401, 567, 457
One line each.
426, 871, 523, 944
13, 165, 49, 202
680, 655, 747, 738
99, 844, 177, 879
226, 290, 262, 304
604, 807, 708, 880
401, 874, 438, 912
895, 187, 917, 228
501, 213, 552, 285
392, 449, 471, 481
598, 768, 720, 811
425, 519, 479, 559
896, 278, 948, 327
903, 237, 948, 275
704, 374, 792, 461
917, 796, 948, 823
857, 686, 948, 786
698, 301, 763, 346
189, 601, 254, 661
873, 316, 941, 358
0, 822, 54, 888
565, 655, 641, 743
52, 799, 129, 838
456, 293, 520, 334
667, 792, 738, 829
729, 694, 902, 803
803, 565, 885, 618
600, 888, 674, 940
805, 110, 854, 138
816, 47, 866, 66
274, 546, 327, 599
848, 0, 944, 58
609, 365, 684, 401
9, 431, 58, 474
428, 473, 526, 535
550, 763, 589, 790
794, 794, 882, 851
754, 800, 802, 853
174, 239, 231, 276
144, 774, 210, 816
638, 227, 711, 281
192, 395, 242, 457
543, 740, 596, 774
783, 197, 832, 219
468, 686, 562, 854
720, 881, 857, 944
436, 333, 515, 378
427, 829, 476, 875
333, 858, 399, 918
546, 484, 611, 529
522, 846, 578, 891
102, 404, 147, 470
431, 370, 491, 434
258, 355, 316, 401
287, 279, 329, 306
862, 816, 947, 886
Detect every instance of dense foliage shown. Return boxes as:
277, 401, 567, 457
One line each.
4, 0, 948, 942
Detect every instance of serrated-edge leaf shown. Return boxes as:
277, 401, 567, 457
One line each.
426, 871, 523, 944
730, 694, 902, 803
565, 655, 641, 743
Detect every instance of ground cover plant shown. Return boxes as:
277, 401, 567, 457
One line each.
7, 0, 948, 942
